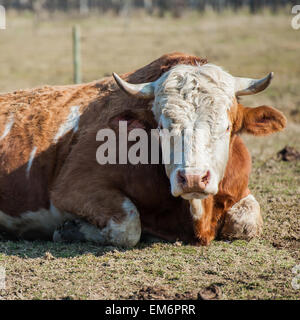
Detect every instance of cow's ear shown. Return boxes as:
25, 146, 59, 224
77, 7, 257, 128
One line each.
236, 104, 287, 136
109, 109, 157, 132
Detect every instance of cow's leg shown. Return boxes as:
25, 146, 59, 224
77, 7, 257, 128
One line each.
220, 194, 263, 240
53, 198, 141, 248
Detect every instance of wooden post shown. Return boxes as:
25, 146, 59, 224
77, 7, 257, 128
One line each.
73, 25, 82, 84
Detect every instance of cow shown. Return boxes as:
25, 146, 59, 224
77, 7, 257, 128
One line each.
0, 53, 286, 246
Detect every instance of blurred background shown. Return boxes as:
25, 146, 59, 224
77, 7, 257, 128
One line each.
0, 0, 299, 128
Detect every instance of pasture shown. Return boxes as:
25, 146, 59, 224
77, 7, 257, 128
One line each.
0, 10, 299, 300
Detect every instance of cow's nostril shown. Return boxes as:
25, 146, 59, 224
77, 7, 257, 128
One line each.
201, 171, 210, 186
177, 170, 187, 185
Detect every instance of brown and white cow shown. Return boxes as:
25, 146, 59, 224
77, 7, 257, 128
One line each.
0, 53, 286, 246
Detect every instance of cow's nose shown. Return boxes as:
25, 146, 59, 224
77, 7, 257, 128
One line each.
177, 170, 210, 193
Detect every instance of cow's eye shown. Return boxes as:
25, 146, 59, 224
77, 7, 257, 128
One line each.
226, 125, 230, 132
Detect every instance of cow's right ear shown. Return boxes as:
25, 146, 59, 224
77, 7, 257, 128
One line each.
234, 104, 287, 136
108, 109, 157, 132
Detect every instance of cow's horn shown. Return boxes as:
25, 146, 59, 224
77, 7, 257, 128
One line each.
235, 72, 274, 96
112, 73, 155, 99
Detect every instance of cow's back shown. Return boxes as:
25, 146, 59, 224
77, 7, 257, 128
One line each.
0, 83, 102, 219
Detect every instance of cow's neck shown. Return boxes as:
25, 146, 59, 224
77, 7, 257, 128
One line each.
190, 134, 241, 245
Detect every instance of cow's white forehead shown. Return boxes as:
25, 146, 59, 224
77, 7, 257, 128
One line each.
152, 64, 235, 127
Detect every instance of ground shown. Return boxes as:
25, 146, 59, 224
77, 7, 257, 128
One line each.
0, 10, 299, 300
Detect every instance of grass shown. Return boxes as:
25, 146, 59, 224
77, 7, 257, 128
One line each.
0, 10, 299, 300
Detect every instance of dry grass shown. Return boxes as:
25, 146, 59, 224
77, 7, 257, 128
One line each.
0, 11, 299, 300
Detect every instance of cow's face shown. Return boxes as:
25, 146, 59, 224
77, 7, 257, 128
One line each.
152, 65, 235, 199
113, 63, 286, 200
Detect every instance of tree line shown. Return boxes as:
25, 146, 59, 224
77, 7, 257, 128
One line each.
0, 0, 297, 17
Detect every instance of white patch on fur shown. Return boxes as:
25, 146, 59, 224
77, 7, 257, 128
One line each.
106, 198, 141, 247
53, 106, 81, 143
62, 198, 142, 247
151, 64, 235, 198
0, 202, 73, 239
189, 199, 203, 220
26, 146, 37, 178
220, 194, 263, 240
0, 114, 14, 140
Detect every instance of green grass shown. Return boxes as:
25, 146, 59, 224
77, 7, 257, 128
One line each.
0, 11, 299, 300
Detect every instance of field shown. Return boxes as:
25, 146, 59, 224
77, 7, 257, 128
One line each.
0, 10, 299, 300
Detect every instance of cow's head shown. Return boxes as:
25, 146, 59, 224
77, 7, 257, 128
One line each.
113, 64, 286, 200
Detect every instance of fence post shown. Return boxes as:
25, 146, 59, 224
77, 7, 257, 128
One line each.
73, 25, 82, 84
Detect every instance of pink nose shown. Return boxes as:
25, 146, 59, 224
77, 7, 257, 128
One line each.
177, 170, 210, 193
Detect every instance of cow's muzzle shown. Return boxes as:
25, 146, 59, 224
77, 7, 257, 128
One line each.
177, 169, 210, 195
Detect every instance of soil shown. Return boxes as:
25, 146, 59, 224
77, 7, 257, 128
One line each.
127, 284, 222, 300
277, 146, 300, 162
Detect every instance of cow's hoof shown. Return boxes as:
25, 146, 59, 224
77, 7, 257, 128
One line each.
220, 194, 263, 241
53, 220, 85, 242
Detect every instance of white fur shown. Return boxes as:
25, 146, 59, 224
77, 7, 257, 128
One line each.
152, 64, 235, 199
106, 198, 141, 247
53, 106, 81, 143
220, 194, 263, 240
54, 198, 141, 247
0, 198, 141, 246
0, 202, 73, 239
26, 146, 37, 178
189, 199, 203, 220
0, 114, 14, 140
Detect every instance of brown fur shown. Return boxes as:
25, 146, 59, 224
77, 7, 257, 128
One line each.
0, 52, 205, 218
0, 53, 286, 245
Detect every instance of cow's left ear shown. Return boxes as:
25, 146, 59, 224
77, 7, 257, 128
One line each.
236, 105, 287, 136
